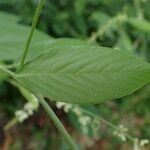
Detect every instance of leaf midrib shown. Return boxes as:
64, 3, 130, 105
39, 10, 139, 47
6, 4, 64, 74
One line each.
15, 71, 132, 77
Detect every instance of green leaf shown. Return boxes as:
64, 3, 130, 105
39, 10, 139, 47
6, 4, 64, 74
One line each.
0, 11, 19, 24
0, 22, 50, 61
15, 46, 150, 104
0, 12, 87, 62
90, 11, 110, 27
25, 38, 90, 62
128, 18, 150, 33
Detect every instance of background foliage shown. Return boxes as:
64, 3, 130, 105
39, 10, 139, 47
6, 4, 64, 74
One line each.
0, 0, 150, 149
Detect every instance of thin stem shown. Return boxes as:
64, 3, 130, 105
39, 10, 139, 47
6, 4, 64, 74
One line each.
0, 65, 15, 77
1, 63, 18, 69
88, 13, 127, 43
20, 0, 45, 68
35, 94, 79, 150
133, 0, 144, 19
4, 80, 39, 131
79, 106, 135, 142
4, 118, 18, 131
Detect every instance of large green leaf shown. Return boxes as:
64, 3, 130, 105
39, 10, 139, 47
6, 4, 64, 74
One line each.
128, 18, 150, 33
23, 38, 90, 62
15, 46, 150, 104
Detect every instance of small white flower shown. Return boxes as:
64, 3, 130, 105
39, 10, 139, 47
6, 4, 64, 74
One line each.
13, 94, 39, 124
119, 134, 126, 142
113, 130, 127, 141
64, 104, 72, 113
15, 110, 28, 122
134, 138, 139, 150
56, 102, 72, 113
56, 102, 66, 109
78, 116, 91, 126
78, 116, 93, 135
81, 125, 89, 135
72, 107, 82, 116
118, 124, 128, 132
140, 139, 149, 147
24, 102, 35, 115
113, 124, 128, 142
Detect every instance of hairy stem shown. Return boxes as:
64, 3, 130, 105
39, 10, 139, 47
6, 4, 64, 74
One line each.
20, 0, 45, 67
35, 94, 79, 150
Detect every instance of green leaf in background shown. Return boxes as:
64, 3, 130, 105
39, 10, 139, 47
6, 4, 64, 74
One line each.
0, 11, 51, 62
90, 11, 110, 27
0, 12, 88, 63
0, 11, 19, 24
128, 18, 150, 33
0, 24, 52, 61
15, 46, 150, 104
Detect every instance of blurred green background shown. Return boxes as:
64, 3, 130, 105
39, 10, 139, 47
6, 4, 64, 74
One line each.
0, 0, 150, 150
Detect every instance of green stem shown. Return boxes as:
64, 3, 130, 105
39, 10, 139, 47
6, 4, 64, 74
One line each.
5, 80, 79, 149
35, 94, 79, 150
4, 118, 18, 130
88, 13, 127, 43
133, 0, 144, 19
0, 65, 14, 77
20, 0, 45, 67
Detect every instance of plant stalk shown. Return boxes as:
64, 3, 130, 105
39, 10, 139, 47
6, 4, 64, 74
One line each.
6, 81, 79, 150
0, 65, 14, 77
4, 118, 18, 131
20, 0, 45, 68
35, 94, 79, 150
